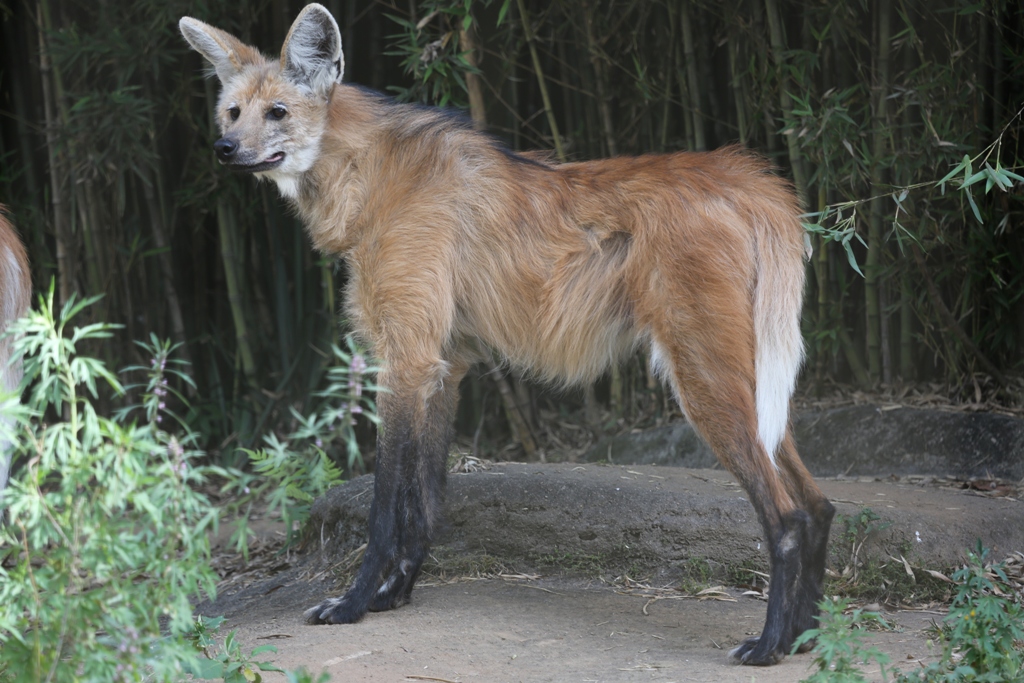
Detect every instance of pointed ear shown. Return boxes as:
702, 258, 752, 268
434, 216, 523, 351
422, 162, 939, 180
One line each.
280, 4, 344, 97
179, 17, 261, 83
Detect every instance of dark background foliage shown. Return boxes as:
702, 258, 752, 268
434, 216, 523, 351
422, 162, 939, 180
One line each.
1, 0, 1022, 467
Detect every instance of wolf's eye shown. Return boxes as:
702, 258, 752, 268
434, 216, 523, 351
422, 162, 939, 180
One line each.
269, 105, 288, 120
228, 106, 241, 121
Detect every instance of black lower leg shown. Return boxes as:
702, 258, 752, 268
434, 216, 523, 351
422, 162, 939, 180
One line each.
732, 509, 810, 665
305, 420, 413, 625
366, 479, 434, 612
774, 437, 837, 651
368, 383, 456, 612
791, 499, 836, 649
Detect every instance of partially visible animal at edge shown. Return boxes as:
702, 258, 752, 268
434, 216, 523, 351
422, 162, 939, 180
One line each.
0, 205, 31, 500
179, 4, 835, 666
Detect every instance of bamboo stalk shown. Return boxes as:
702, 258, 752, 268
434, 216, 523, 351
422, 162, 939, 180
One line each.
899, 266, 913, 380
470, 372, 485, 456
508, 0, 523, 151
1016, 241, 1024, 369
974, 10, 987, 153
763, 0, 808, 201
813, 186, 829, 386
490, 362, 538, 459
204, 74, 257, 388
576, 33, 600, 157
910, 242, 1007, 389
697, 10, 725, 145
556, 28, 575, 147
2, 15, 42, 234
459, 23, 487, 130
261, 187, 294, 369
584, 384, 599, 430
727, 27, 749, 144
879, 267, 892, 385
581, 0, 617, 156
608, 365, 623, 421
515, 0, 566, 161
659, 8, 675, 152
864, 0, 892, 383
679, 2, 706, 151
217, 197, 258, 387
37, 0, 74, 306
838, 326, 870, 387
76, 183, 102, 297
991, 5, 1003, 133
513, 377, 535, 431
140, 164, 193, 370
670, 4, 695, 151
750, 0, 777, 153
898, 34, 915, 381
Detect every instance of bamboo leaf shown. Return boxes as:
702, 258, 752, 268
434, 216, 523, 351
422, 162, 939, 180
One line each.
843, 242, 864, 277
937, 155, 969, 190
988, 164, 1016, 190
962, 169, 986, 188
965, 189, 983, 224
999, 168, 1024, 183
497, 0, 511, 26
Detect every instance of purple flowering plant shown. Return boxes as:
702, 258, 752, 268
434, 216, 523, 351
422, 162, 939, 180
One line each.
239, 336, 381, 547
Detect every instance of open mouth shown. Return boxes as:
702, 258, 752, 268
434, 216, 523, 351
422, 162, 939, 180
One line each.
227, 152, 286, 173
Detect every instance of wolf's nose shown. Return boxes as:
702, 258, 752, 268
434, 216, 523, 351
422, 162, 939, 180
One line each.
214, 138, 238, 161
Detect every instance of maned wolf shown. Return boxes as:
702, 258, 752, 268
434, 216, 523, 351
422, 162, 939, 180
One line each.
180, 4, 835, 665
0, 206, 30, 499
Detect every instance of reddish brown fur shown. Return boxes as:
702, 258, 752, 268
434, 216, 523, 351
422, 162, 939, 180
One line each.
0, 205, 31, 495
181, 5, 833, 665
301, 94, 797, 389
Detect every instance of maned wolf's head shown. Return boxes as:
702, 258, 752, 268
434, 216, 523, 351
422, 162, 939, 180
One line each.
179, 4, 343, 197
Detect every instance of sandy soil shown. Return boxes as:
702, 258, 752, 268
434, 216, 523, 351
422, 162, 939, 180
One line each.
200, 464, 1024, 683
210, 575, 946, 683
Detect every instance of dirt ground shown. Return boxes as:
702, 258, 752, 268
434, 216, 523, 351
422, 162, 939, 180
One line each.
214, 576, 946, 683
201, 465, 1024, 683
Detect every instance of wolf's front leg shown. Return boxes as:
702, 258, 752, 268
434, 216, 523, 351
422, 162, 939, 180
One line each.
305, 358, 467, 625
304, 406, 411, 625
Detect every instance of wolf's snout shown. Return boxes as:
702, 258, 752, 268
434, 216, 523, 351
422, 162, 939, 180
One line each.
214, 138, 238, 161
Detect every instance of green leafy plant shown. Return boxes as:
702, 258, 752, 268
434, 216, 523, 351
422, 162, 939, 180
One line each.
0, 287, 223, 681
798, 544, 1024, 683
284, 669, 332, 683
796, 598, 892, 683
0, 288, 336, 682
231, 338, 381, 548
115, 333, 197, 429
187, 615, 284, 683
895, 543, 1024, 682
386, 0, 484, 107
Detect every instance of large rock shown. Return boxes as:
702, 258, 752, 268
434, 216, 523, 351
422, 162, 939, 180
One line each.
585, 405, 1024, 479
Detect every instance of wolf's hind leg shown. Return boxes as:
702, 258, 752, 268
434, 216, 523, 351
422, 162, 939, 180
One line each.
774, 431, 835, 649
645, 293, 806, 665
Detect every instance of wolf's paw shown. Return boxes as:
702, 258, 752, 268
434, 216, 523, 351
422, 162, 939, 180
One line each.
304, 595, 365, 625
729, 636, 787, 666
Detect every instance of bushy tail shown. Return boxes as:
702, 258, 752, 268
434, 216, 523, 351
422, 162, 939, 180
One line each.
0, 207, 30, 496
752, 196, 807, 466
